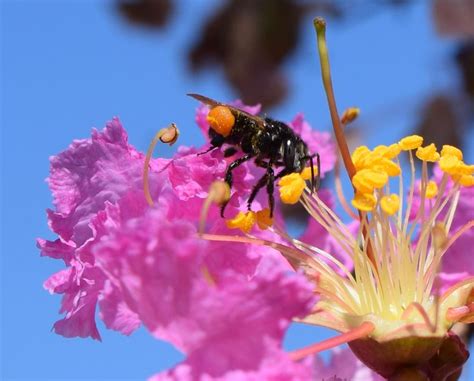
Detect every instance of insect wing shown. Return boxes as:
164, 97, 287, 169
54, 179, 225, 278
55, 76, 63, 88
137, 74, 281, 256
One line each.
187, 93, 265, 129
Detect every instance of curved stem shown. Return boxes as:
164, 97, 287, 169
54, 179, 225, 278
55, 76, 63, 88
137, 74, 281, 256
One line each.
314, 18, 356, 180
314, 17, 376, 270
143, 123, 179, 205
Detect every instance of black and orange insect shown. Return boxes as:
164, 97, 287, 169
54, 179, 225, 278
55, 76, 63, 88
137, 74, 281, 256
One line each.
188, 93, 320, 217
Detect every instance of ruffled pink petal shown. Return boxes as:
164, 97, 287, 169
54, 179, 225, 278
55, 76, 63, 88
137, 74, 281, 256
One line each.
51, 265, 105, 340
96, 208, 314, 358
98, 281, 141, 336
46, 118, 164, 245
37, 238, 75, 264
44, 268, 74, 294
288, 114, 337, 176
151, 346, 312, 381
95, 210, 207, 351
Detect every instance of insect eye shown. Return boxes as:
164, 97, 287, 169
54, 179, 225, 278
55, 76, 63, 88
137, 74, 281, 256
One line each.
206, 106, 235, 137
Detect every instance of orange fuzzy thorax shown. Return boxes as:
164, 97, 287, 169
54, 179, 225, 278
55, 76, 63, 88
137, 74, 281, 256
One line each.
206, 106, 235, 137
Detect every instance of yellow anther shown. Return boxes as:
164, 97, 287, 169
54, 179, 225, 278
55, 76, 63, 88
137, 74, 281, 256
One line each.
209, 181, 231, 205
399, 135, 423, 151
373, 158, 401, 177
373, 145, 388, 156
382, 143, 401, 160
341, 107, 360, 124
452, 174, 474, 187
456, 162, 474, 176
439, 155, 461, 175
279, 173, 306, 204
425, 180, 438, 199
256, 209, 273, 229
416, 143, 440, 162
352, 169, 389, 193
226, 211, 256, 233
380, 194, 400, 215
351, 146, 371, 171
300, 166, 319, 181
351, 192, 377, 212
441, 145, 463, 160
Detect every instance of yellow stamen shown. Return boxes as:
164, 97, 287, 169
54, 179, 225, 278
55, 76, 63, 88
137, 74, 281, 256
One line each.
256, 209, 273, 229
425, 180, 438, 199
373, 158, 401, 177
441, 145, 463, 160
279, 173, 306, 204
382, 143, 401, 160
351, 192, 376, 212
456, 162, 474, 176
416, 143, 440, 162
452, 174, 474, 187
380, 194, 400, 215
301, 166, 319, 181
226, 211, 256, 233
352, 146, 371, 171
341, 107, 360, 124
439, 155, 461, 175
399, 135, 423, 151
352, 169, 388, 194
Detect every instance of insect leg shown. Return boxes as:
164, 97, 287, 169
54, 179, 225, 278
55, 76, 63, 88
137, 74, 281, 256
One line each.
266, 166, 275, 217
313, 153, 321, 191
247, 174, 269, 211
221, 153, 254, 217
197, 145, 219, 156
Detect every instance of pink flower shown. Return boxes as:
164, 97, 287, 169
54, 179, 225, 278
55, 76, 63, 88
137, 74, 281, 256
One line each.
151, 348, 313, 381
38, 118, 147, 339
40, 101, 338, 342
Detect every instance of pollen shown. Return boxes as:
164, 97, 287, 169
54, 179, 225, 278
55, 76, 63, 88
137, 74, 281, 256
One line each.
256, 209, 273, 229
351, 146, 371, 171
380, 194, 400, 215
226, 211, 256, 233
457, 162, 474, 176
416, 143, 440, 162
425, 180, 438, 199
439, 155, 461, 175
382, 143, 401, 160
351, 192, 376, 212
373, 158, 401, 177
300, 166, 319, 181
399, 135, 423, 151
341, 107, 360, 124
352, 169, 388, 193
279, 173, 306, 204
441, 145, 463, 160
452, 174, 474, 187
207, 106, 235, 137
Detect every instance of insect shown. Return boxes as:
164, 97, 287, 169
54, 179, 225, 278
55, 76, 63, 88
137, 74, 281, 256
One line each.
188, 93, 320, 218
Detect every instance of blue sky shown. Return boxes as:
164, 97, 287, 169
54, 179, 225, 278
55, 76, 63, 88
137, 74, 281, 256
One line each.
2, 1, 473, 380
